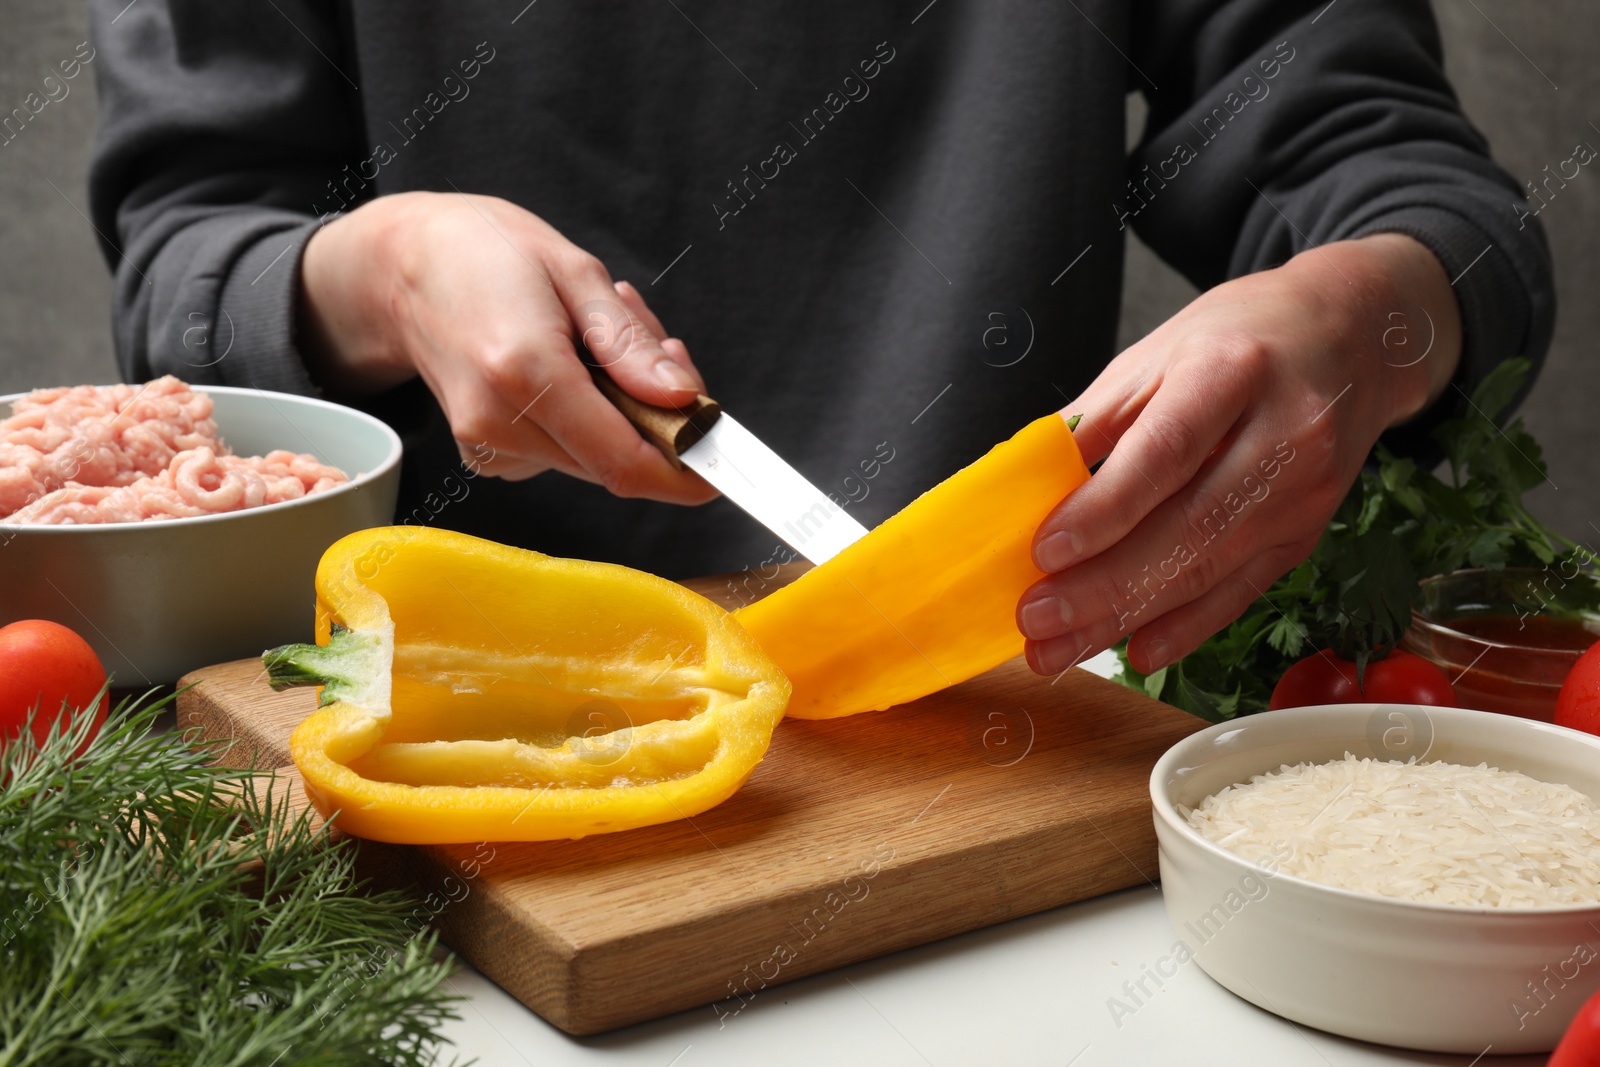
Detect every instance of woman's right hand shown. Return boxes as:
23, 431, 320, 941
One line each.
297, 190, 717, 503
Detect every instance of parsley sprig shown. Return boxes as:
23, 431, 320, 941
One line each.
1116, 359, 1594, 722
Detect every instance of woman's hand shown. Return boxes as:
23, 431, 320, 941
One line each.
1019, 233, 1464, 676
297, 191, 716, 503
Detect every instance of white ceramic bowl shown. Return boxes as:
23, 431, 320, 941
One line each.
0, 385, 401, 684
1151, 703, 1600, 1054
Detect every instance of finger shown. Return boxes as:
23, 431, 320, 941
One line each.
1059, 298, 1221, 467
1034, 362, 1250, 573
435, 354, 716, 503
1024, 627, 1103, 678
409, 309, 588, 483
1056, 347, 1167, 469
455, 432, 571, 482
438, 380, 586, 482
550, 255, 703, 408
1022, 538, 1303, 677
1123, 539, 1314, 674
456, 415, 619, 485
1018, 428, 1291, 644
661, 337, 693, 368
1025, 581, 1162, 676
1062, 383, 1148, 470
615, 281, 706, 393
614, 280, 667, 338
533, 361, 719, 504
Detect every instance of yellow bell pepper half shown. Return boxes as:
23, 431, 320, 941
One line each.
263, 527, 791, 844
735, 412, 1090, 719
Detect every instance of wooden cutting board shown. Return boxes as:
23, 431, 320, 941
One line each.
176, 571, 1204, 1035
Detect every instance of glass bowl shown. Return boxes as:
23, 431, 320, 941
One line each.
1401, 566, 1600, 721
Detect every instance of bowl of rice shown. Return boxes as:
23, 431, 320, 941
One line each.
0, 379, 401, 683
1150, 703, 1600, 1054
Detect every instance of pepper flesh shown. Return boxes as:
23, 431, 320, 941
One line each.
734, 412, 1090, 718
265, 526, 790, 844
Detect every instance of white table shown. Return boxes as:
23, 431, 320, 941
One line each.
435, 652, 1549, 1067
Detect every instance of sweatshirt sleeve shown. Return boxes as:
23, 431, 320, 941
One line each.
1126, 0, 1555, 453
87, 0, 361, 394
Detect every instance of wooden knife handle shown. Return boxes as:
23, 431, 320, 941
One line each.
589, 368, 721, 469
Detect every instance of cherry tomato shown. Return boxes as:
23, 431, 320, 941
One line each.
0, 620, 108, 753
1269, 650, 1457, 710
1549, 987, 1600, 1067
1554, 640, 1600, 736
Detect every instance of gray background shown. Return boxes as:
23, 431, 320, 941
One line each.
2, 1, 1594, 538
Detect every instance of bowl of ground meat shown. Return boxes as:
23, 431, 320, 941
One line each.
0, 377, 401, 683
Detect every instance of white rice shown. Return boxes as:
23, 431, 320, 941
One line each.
1182, 754, 1600, 908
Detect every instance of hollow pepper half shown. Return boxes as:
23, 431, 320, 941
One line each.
263, 526, 790, 844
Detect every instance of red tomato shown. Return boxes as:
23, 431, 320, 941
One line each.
1555, 640, 1600, 735
1549, 987, 1600, 1067
1269, 650, 1457, 710
0, 620, 108, 753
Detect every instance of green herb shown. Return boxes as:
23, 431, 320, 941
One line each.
1117, 359, 1594, 721
0, 691, 463, 1066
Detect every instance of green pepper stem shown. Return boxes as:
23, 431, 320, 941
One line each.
262, 625, 387, 708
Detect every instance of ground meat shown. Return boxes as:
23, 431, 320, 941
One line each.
0, 377, 349, 525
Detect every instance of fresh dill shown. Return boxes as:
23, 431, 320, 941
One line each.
0, 690, 463, 1066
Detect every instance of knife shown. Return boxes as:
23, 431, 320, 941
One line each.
590, 372, 868, 565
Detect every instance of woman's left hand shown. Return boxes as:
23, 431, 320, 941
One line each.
1019, 233, 1463, 677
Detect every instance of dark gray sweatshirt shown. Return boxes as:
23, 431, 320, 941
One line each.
86, 0, 1553, 579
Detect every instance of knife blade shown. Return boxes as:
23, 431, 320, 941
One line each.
590, 372, 868, 564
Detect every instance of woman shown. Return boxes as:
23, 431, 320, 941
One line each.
88, 0, 1552, 678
